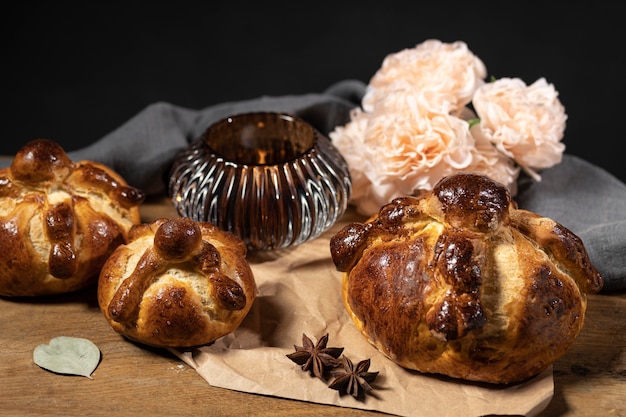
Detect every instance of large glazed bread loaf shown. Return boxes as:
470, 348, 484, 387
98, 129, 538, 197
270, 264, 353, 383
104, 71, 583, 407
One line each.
330, 172, 603, 384
0, 139, 145, 296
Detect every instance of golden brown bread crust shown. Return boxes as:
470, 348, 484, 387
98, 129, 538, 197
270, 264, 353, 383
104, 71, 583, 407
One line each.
98, 217, 258, 348
330, 172, 603, 384
0, 139, 145, 296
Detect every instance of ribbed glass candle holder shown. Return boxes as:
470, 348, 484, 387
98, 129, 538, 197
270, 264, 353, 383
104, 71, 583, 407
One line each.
168, 112, 352, 251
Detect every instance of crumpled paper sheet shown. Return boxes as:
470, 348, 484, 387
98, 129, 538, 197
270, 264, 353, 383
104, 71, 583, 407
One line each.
170, 210, 553, 417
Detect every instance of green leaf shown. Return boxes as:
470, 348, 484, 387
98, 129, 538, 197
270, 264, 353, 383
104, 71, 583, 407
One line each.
467, 117, 481, 129
33, 336, 101, 379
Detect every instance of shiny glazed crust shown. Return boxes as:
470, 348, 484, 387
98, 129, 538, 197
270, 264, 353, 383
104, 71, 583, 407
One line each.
98, 217, 258, 348
330, 172, 603, 384
0, 139, 145, 296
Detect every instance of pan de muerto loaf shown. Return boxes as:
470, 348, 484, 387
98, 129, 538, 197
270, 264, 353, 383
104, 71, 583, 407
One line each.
330, 172, 603, 384
98, 217, 257, 348
0, 139, 144, 296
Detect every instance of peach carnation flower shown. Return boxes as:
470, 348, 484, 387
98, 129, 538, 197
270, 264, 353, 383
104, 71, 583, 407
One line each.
330, 39, 566, 216
472, 77, 566, 179
363, 39, 487, 114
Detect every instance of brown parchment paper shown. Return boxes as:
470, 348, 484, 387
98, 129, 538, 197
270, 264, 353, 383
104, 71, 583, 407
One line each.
170, 209, 553, 417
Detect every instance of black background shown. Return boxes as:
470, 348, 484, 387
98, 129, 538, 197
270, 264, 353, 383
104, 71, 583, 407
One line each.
4, 2, 625, 183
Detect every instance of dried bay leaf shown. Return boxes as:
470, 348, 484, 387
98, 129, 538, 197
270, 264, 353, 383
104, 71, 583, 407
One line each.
33, 336, 101, 379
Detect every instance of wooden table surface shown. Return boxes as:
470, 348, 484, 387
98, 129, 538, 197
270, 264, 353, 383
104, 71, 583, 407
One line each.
1, 196, 624, 417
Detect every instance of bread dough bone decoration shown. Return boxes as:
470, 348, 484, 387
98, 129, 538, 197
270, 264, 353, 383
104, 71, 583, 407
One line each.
330, 172, 603, 384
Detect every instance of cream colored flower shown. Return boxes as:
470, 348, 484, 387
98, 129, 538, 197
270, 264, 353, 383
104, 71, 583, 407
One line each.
468, 122, 521, 195
328, 108, 372, 203
332, 103, 478, 216
363, 39, 487, 114
472, 77, 566, 175
329, 40, 565, 216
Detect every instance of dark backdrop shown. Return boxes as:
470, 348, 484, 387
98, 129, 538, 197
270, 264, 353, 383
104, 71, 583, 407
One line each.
4, 2, 625, 184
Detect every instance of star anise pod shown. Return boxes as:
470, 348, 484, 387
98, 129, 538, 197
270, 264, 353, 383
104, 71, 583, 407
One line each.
328, 356, 379, 398
286, 333, 344, 380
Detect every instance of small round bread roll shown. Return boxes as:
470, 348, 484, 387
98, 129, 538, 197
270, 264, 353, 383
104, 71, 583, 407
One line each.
330, 172, 603, 384
98, 217, 258, 348
0, 139, 145, 296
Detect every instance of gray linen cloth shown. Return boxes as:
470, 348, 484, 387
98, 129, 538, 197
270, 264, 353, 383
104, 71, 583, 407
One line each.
5, 80, 626, 291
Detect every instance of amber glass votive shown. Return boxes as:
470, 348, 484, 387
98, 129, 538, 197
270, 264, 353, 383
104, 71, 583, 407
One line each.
168, 112, 352, 251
